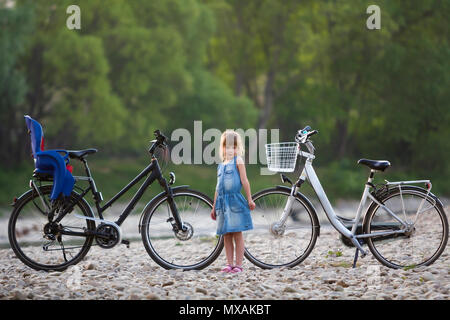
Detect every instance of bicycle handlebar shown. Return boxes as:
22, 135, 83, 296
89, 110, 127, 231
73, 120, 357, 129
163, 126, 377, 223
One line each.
301, 126, 311, 134
149, 130, 169, 155
295, 126, 318, 155
296, 126, 318, 142
308, 130, 318, 137
154, 130, 168, 144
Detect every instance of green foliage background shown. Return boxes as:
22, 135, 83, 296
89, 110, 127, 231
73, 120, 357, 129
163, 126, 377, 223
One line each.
0, 0, 449, 208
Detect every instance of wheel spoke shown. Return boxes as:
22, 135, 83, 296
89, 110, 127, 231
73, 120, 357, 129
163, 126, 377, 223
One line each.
244, 189, 318, 268
9, 186, 94, 271
366, 188, 448, 269
142, 190, 222, 270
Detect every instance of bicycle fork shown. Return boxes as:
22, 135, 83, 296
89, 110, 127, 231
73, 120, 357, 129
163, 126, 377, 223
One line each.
277, 168, 368, 267
158, 177, 187, 233
277, 191, 297, 225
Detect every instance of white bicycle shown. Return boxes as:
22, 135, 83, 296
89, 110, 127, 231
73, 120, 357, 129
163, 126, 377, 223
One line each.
244, 126, 448, 269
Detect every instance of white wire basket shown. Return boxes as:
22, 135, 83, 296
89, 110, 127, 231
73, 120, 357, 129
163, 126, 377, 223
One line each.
265, 142, 299, 172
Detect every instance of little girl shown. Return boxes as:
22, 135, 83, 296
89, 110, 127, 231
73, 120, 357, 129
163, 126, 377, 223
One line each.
211, 130, 255, 273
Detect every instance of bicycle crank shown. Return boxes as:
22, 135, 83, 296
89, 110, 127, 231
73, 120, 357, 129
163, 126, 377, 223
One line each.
74, 214, 122, 248
95, 223, 120, 249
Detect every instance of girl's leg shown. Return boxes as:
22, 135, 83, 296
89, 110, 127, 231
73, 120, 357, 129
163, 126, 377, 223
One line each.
223, 233, 235, 266
233, 232, 245, 267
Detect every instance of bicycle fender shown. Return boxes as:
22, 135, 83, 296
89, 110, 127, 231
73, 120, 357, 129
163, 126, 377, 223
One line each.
137, 185, 190, 233
275, 185, 318, 209
11, 188, 35, 208
363, 185, 444, 226
11, 182, 53, 207
275, 185, 320, 233
396, 185, 444, 208
10, 185, 95, 221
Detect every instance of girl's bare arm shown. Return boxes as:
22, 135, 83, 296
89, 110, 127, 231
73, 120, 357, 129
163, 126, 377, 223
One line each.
236, 156, 256, 210
213, 190, 218, 209
211, 190, 218, 220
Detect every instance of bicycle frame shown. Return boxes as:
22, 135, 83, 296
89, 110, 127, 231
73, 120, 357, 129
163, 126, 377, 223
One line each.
281, 144, 434, 255
51, 156, 184, 233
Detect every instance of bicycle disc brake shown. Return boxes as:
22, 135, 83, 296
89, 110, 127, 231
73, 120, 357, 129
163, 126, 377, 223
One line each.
174, 222, 194, 241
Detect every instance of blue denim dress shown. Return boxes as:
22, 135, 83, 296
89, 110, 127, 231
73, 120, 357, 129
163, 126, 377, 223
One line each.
215, 155, 253, 235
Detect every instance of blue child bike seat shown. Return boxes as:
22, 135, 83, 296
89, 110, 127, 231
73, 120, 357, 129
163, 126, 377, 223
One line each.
24, 115, 75, 201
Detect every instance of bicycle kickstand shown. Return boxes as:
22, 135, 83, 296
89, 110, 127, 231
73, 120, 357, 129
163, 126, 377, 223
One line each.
352, 240, 366, 268
352, 248, 359, 268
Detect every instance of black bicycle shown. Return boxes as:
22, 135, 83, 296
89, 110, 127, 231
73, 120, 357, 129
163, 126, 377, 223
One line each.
8, 130, 223, 271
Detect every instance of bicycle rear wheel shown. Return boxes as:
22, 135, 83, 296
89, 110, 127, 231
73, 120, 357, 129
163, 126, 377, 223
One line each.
363, 186, 448, 269
140, 188, 223, 270
244, 187, 320, 269
8, 185, 95, 271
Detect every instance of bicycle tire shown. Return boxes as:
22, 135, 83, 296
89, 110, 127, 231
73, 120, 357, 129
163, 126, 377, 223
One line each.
244, 186, 320, 269
363, 185, 448, 269
140, 188, 224, 270
8, 185, 95, 271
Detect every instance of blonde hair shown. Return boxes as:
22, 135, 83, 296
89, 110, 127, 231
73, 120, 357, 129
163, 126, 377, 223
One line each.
219, 130, 245, 162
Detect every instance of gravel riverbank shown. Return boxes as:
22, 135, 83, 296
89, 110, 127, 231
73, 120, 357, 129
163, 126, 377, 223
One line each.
0, 223, 448, 300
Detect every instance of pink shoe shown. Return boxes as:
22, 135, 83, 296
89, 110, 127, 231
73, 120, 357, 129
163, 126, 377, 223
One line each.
230, 266, 243, 273
221, 264, 233, 273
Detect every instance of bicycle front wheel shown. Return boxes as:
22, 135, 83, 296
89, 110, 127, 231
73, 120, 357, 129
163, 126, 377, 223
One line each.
244, 187, 320, 269
141, 188, 223, 270
363, 186, 448, 269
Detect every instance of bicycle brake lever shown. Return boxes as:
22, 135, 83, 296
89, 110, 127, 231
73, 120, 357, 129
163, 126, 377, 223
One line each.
280, 174, 293, 185
301, 125, 311, 132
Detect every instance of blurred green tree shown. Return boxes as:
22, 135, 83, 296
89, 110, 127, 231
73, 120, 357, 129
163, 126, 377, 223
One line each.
1, 0, 448, 197
206, 0, 449, 177
206, 0, 317, 130
2, 0, 257, 161
0, 3, 34, 165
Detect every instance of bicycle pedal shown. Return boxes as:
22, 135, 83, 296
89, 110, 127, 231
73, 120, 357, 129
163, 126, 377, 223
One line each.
121, 239, 130, 248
